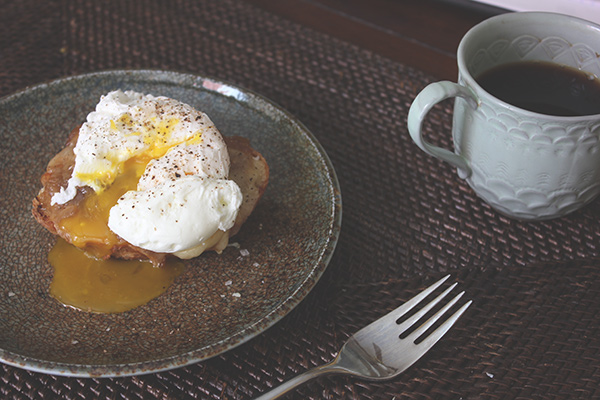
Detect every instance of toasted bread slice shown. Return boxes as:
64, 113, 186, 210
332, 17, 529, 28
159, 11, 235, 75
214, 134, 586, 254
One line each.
32, 127, 269, 265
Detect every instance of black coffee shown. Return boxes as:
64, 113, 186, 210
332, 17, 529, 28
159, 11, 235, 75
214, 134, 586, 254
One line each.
476, 61, 600, 116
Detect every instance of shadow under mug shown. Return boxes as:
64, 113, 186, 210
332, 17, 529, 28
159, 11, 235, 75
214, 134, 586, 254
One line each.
407, 12, 600, 221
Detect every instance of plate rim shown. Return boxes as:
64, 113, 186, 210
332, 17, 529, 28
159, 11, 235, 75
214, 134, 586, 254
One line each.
0, 69, 342, 377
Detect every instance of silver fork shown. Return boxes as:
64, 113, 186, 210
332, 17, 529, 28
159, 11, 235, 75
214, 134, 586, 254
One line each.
254, 275, 471, 399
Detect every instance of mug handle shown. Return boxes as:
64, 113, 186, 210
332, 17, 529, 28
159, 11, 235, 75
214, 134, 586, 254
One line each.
407, 81, 478, 179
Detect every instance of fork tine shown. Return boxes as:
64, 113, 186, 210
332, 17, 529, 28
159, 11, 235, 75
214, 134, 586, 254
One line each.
397, 282, 457, 333
411, 297, 472, 350
353, 275, 453, 340
382, 274, 450, 324
406, 290, 464, 341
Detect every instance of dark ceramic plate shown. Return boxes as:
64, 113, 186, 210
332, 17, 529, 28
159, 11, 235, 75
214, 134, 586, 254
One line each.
0, 70, 341, 377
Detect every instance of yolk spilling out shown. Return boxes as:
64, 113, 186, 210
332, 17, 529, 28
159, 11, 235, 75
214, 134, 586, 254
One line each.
51, 151, 184, 313
49, 238, 184, 313
58, 122, 198, 258
58, 156, 149, 258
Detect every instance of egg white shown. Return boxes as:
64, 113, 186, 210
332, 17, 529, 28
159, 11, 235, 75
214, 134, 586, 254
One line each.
52, 90, 242, 257
108, 175, 242, 255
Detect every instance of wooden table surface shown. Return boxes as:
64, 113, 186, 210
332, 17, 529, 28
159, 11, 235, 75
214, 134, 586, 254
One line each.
243, 0, 506, 80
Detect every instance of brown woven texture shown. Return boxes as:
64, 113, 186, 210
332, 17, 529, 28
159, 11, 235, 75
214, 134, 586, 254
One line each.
1, 0, 600, 398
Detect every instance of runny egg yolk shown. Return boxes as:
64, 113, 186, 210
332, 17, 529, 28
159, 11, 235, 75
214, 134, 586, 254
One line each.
58, 156, 149, 258
49, 238, 184, 313
51, 123, 194, 313
51, 155, 186, 313
58, 117, 194, 258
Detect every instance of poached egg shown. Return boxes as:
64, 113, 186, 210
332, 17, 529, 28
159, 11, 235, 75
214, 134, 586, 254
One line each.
54, 90, 242, 258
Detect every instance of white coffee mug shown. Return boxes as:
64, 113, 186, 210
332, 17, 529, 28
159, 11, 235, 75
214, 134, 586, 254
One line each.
407, 12, 600, 220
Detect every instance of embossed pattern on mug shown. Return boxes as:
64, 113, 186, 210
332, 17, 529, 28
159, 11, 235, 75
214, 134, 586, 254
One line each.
454, 98, 600, 219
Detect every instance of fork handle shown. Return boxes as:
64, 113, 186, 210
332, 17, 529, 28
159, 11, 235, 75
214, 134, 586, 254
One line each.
254, 362, 342, 400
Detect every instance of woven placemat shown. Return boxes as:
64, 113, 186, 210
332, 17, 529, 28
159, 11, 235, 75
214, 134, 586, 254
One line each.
1, 0, 599, 398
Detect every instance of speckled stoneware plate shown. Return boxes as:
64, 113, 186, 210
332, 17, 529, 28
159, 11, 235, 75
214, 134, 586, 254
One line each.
0, 70, 341, 377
